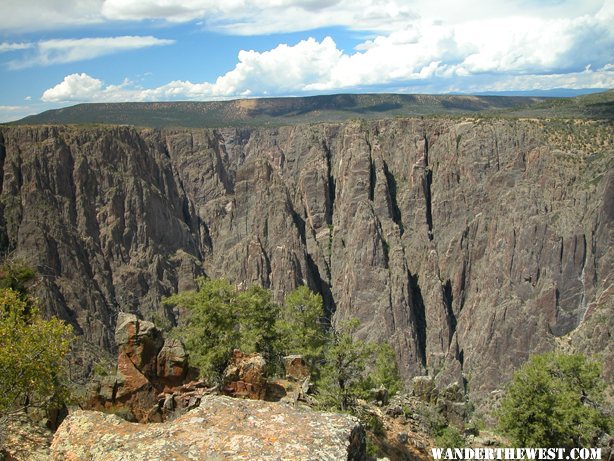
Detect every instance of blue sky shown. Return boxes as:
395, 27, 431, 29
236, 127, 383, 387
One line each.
0, 0, 613, 122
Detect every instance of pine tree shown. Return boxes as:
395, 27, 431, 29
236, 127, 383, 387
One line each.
276, 285, 328, 363
498, 352, 611, 448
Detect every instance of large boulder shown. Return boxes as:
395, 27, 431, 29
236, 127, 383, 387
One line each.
1, 413, 53, 461
51, 396, 366, 461
156, 338, 189, 385
115, 313, 163, 379
89, 313, 191, 422
222, 349, 267, 400
412, 376, 438, 404
437, 382, 467, 429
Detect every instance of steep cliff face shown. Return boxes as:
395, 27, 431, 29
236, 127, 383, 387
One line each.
0, 119, 611, 405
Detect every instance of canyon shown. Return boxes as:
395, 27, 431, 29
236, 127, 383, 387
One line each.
0, 114, 611, 410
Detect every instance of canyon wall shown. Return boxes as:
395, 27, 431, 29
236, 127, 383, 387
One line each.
0, 118, 611, 405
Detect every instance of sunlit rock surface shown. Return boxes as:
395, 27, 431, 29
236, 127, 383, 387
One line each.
51, 395, 366, 460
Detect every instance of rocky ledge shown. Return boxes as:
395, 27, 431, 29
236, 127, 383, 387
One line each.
51, 395, 366, 460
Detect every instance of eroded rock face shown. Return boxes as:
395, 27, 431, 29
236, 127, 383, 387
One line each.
156, 338, 188, 384
115, 313, 164, 380
412, 376, 438, 404
51, 396, 366, 461
89, 313, 191, 421
283, 355, 311, 381
222, 349, 267, 400
0, 120, 611, 407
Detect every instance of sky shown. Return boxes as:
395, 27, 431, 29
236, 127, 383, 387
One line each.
0, 0, 613, 122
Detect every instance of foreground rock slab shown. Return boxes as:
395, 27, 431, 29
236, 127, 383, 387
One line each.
51, 395, 366, 460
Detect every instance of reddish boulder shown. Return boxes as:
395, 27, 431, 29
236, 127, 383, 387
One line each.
89, 313, 190, 422
222, 350, 267, 400
115, 313, 163, 379
283, 355, 310, 381
156, 338, 188, 385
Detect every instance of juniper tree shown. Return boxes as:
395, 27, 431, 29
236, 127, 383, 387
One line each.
0, 288, 73, 419
498, 352, 611, 448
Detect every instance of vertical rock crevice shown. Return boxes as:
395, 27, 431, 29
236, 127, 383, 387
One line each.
0, 131, 7, 253
382, 160, 404, 235
422, 135, 434, 241
408, 272, 427, 367
322, 140, 336, 226
442, 279, 457, 347
0, 131, 5, 195
366, 136, 376, 202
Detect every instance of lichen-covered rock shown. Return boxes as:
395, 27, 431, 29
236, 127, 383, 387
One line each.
1, 414, 53, 461
51, 396, 366, 460
156, 338, 188, 384
436, 382, 467, 428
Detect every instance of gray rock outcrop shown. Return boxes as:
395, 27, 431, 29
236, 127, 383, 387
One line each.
51, 396, 366, 460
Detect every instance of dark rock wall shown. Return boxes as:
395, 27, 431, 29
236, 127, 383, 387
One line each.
0, 119, 611, 404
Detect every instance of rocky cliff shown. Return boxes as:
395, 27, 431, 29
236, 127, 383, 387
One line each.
0, 118, 611, 406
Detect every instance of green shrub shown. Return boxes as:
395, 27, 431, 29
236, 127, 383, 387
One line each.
366, 436, 381, 458
434, 426, 465, 449
359, 342, 403, 397
497, 352, 611, 448
165, 278, 405, 407
164, 278, 279, 381
0, 258, 35, 297
420, 404, 447, 434
364, 413, 386, 437
275, 285, 328, 365
316, 319, 373, 412
92, 358, 114, 378
166, 279, 338, 382
316, 318, 405, 413
0, 288, 73, 416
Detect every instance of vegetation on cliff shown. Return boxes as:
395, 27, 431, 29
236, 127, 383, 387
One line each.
0, 261, 73, 430
165, 277, 402, 408
316, 318, 374, 411
498, 352, 612, 448
164, 278, 280, 379
276, 285, 328, 366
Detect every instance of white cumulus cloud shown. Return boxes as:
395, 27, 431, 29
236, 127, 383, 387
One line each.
0, 0, 610, 38
99, 0, 417, 34
42, 73, 105, 102
9, 36, 175, 69
26, 0, 614, 102
40, 30, 614, 103
2, 0, 613, 91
